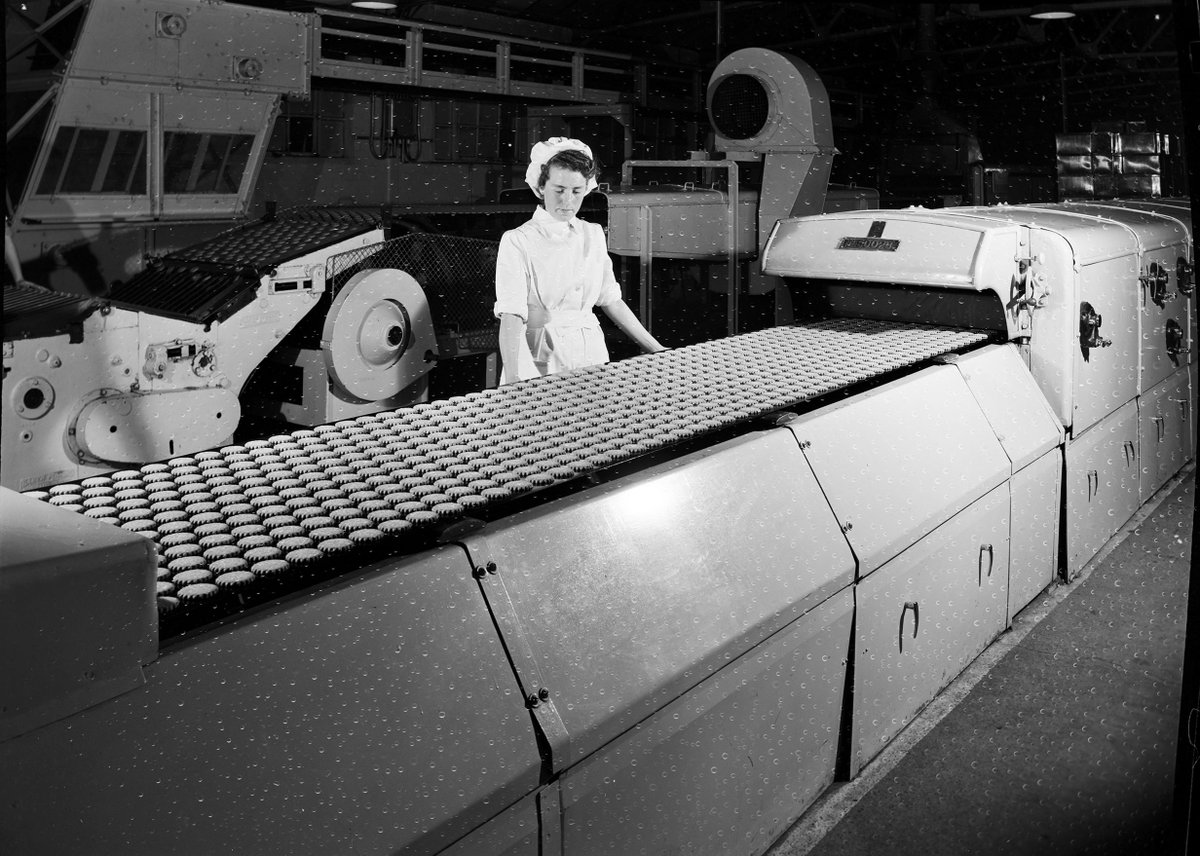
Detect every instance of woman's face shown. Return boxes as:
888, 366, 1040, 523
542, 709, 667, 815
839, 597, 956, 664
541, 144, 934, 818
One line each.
541, 165, 588, 222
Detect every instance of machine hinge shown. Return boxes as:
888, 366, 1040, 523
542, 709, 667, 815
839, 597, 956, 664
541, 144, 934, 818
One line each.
1012, 257, 1049, 336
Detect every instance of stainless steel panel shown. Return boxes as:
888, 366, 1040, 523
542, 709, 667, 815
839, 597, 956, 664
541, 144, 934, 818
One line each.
764, 210, 1019, 293
1054, 201, 1190, 394
786, 365, 1010, 578
983, 205, 1142, 265
940, 344, 1065, 472
852, 485, 1010, 775
70, 0, 309, 95
0, 545, 542, 856
1073, 253, 1140, 432
1192, 363, 1198, 459
0, 489, 157, 741
1009, 448, 1063, 622
1022, 226, 1076, 427
605, 188, 758, 258
1065, 399, 1141, 577
472, 428, 855, 768
560, 588, 853, 856
1138, 369, 1192, 501
1139, 259, 1190, 394
437, 790, 542, 856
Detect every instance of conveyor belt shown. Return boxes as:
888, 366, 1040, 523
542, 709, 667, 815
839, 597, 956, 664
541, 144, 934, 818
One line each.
2, 283, 99, 340
106, 207, 381, 324
24, 319, 990, 635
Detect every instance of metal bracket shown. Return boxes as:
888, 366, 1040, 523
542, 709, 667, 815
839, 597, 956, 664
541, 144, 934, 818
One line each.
449, 531, 570, 779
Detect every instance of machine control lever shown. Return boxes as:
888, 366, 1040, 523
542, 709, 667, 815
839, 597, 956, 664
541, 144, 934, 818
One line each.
899, 601, 919, 654
1079, 302, 1111, 358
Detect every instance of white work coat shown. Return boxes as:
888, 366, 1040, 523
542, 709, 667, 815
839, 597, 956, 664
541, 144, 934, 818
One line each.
494, 207, 622, 382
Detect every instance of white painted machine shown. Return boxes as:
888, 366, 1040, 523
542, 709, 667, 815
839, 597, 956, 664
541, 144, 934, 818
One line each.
763, 198, 1194, 579
1, 209, 436, 491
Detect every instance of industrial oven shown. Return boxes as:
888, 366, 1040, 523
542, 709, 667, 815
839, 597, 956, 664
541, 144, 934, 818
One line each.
7, 214, 1189, 853
2, 0, 1194, 849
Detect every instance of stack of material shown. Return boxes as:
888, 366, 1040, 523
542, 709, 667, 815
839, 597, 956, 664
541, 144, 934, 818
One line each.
1056, 124, 1172, 200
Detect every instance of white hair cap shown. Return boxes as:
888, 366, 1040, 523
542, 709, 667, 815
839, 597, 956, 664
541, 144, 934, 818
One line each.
524, 137, 598, 197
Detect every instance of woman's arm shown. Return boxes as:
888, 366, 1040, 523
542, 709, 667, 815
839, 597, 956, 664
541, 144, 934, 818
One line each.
599, 300, 666, 354
498, 313, 537, 384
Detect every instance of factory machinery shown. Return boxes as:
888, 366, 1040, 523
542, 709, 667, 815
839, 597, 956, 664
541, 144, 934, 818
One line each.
1, 191, 1193, 854
2, 8, 1196, 854
1, 207, 443, 492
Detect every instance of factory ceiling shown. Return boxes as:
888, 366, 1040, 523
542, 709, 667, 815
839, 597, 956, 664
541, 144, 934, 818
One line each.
258, 2, 1180, 87
236, 2, 1183, 133
5, 1, 1187, 185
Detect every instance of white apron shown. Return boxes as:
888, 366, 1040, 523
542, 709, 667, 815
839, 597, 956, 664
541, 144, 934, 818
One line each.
525, 305, 609, 377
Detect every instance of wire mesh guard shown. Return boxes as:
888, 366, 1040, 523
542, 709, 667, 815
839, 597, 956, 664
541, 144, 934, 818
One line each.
327, 233, 501, 353
25, 319, 989, 634
107, 207, 381, 325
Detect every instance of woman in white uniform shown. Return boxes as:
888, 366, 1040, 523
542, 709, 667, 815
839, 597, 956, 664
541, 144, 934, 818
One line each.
494, 137, 665, 384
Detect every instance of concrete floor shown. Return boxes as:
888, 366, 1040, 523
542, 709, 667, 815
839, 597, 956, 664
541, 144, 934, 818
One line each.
771, 470, 1194, 856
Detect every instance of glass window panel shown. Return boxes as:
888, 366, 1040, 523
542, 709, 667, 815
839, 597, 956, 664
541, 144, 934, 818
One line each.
192, 134, 226, 193
163, 131, 202, 193
162, 131, 253, 194
220, 134, 254, 192
101, 130, 147, 193
36, 126, 74, 194
59, 129, 109, 192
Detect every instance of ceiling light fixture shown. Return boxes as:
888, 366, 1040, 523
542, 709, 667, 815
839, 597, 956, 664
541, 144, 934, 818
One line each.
1029, 4, 1076, 20
350, 1, 398, 10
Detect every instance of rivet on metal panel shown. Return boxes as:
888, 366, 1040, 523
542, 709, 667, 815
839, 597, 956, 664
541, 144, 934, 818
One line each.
538, 687, 550, 700
486, 561, 498, 574
526, 693, 541, 709
799, 439, 812, 450
473, 565, 487, 579
840, 521, 853, 533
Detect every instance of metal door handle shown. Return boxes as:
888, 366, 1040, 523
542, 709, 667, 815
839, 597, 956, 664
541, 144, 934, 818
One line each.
899, 601, 919, 654
1087, 469, 1099, 501
978, 543, 994, 586
1125, 440, 1137, 463
1151, 416, 1164, 442
1178, 257, 1194, 297
1170, 397, 1189, 420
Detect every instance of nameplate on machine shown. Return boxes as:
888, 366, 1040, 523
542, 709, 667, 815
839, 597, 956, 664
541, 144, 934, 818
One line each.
836, 236, 900, 251
837, 221, 899, 251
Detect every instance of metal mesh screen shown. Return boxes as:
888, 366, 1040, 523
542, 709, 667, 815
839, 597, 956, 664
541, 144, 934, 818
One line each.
327, 233, 500, 352
710, 74, 770, 141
